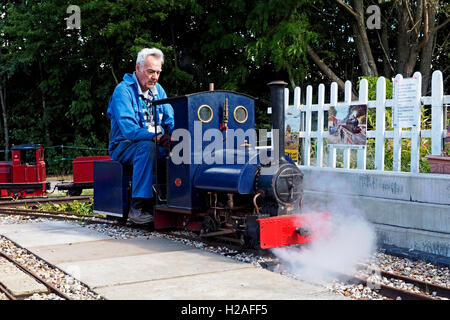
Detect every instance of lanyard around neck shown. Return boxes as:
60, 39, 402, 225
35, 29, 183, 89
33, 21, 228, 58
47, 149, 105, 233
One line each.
140, 96, 153, 115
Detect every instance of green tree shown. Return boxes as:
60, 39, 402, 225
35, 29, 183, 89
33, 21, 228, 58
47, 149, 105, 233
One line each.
308, 0, 449, 94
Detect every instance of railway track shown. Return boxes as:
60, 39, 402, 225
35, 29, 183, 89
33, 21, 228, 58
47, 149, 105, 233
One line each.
259, 260, 450, 300
0, 251, 71, 300
155, 230, 449, 300
0, 205, 448, 300
152, 230, 450, 300
0, 196, 91, 208
0, 207, 120, 225
0, 208, 120, 226
356, 263, 450, 300
0, 196, 120, 225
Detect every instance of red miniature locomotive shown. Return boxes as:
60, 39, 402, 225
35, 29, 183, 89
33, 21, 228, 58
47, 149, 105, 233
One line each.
0, 144, 50, 197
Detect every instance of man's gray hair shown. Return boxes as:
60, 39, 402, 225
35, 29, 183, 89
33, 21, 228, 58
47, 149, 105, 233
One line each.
136, 48, 164, 69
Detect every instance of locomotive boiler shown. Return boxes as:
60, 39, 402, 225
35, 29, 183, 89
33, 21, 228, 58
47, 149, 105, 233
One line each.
93, 81, 330, 249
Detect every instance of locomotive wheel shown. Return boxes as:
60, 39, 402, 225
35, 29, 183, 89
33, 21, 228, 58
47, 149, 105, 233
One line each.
200, 216, 218, 235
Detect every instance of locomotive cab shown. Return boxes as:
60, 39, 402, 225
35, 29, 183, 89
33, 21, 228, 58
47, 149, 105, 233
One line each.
152, 90, 257, 212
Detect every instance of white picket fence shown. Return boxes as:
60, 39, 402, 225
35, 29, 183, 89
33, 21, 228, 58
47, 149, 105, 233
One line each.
279, 70, 449, 173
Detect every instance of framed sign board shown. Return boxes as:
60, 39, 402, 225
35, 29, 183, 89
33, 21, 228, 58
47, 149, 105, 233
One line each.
393, 77, 421, 128
327, 104, 367, 145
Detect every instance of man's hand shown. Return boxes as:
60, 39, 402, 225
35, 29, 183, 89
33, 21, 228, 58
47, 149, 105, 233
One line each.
154, 134, 171, 149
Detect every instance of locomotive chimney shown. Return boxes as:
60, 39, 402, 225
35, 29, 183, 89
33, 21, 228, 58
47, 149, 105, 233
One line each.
267, 81, 288, 164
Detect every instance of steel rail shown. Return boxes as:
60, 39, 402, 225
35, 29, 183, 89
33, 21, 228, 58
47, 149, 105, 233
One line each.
0, 282, 16, 300
0, 208, 110, 224
0, 196, 91, 208
258, 260, 447, 300
348, 274, 437, 300
358, 263, 450, 299
0, 207, 120, 225
0, 251, 72, 300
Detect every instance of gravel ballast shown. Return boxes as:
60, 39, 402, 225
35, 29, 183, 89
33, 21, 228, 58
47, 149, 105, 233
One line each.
0, 214, 448, 300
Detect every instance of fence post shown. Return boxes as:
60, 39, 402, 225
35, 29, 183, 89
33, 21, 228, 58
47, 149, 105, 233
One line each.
357, 78, 368, 169
303, 85, 313, 166
392, 73, 403, 171
317, 84, 325, 167
329, 82, 338, 168
293, 87, 301, 165
375, 77, 386, 170
343, 80, 352, 169
410, 72, 422, 173
431, 70, 444, 155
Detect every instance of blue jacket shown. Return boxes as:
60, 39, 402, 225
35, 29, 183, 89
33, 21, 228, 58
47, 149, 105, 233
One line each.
107, 73, 175, 153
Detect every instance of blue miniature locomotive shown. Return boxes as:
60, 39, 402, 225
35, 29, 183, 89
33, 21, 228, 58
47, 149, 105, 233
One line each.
94, 82, 330, 249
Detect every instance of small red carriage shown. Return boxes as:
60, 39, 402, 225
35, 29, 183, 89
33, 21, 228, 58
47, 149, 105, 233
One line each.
56, 155, 111, 196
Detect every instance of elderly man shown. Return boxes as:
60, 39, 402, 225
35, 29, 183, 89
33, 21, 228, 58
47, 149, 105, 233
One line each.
107, 48, 174, 224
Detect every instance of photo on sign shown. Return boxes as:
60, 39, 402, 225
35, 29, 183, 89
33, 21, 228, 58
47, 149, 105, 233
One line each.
285, 106, 300, 161
328, 104, 367, 145
285, 126, 299, 161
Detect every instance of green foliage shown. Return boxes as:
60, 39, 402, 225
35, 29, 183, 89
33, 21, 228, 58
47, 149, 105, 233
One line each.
359, 76, 393, 101
443, 141, 450, 157
245, 0, 315, 89
0, 0, 447, 177
27, 199, 94, 216
1, 0, 304, 157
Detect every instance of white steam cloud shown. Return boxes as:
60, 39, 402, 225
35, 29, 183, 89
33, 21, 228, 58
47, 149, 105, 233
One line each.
272, 171, 377, 285
272, 214, 376, 285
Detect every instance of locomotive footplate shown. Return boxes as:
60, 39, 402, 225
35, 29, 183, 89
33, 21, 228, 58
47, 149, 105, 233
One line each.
253, 212, 331, 249
0, 182, 51, 197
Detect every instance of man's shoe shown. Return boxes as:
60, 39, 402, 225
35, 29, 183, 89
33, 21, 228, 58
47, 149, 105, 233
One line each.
128, 206, 154, 224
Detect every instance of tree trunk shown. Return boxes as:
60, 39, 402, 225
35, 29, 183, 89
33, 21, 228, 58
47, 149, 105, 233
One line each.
306, 45, 358, 100
352, 0, 378, 77
37, 58, 50, 145
285, 62, 296, 90
110, 64, 119, 85
352, 22, 372, 76
396, 3, 410, 76
381, 22, 392, 79
419, 2, 436, 94
420, 18, 436, 94
0, 83, 9, 161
